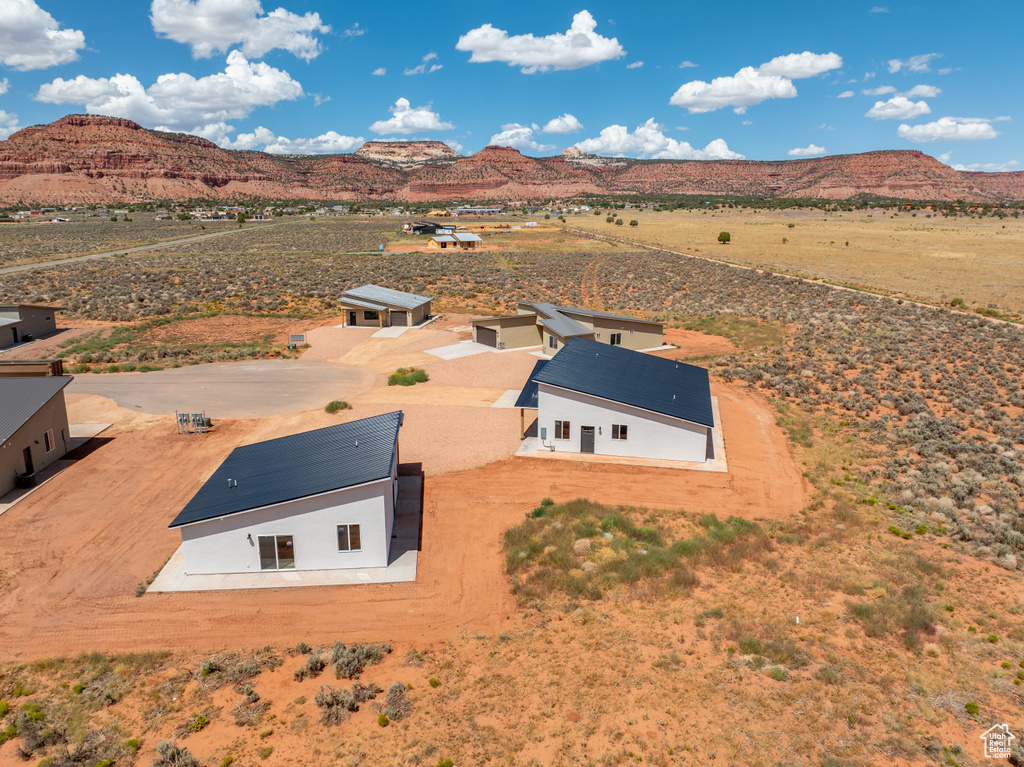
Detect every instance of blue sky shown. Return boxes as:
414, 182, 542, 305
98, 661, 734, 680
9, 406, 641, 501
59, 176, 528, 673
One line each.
0, 0, 1020, 170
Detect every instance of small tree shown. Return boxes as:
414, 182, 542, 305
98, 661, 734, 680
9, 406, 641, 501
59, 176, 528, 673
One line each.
717, 231, 730, 244
615, 218, 623, 226
629, 219, 638, 228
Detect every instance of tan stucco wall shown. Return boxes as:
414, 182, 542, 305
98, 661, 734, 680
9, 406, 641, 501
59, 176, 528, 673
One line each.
473, 315, 543, 349
588, 317, 663, 350
0, 391, 70, 496
341, 306, 384, 327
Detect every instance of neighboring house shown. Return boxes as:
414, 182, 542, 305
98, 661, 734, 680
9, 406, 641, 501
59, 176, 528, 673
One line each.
517, 337, 714, 462
411, 222, 453, 236
472, 301, 663, 356
0, 375, 73, 496
0, 305, 59, 349
339, 285, 433, 328
169, 411, 404, 575
427, 233, 482, 249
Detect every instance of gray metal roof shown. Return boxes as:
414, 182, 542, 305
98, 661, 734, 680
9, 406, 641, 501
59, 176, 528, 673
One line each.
169, 411, 403, 528
0, 317, 19, 328
555, 305, 662, 328
452, 233, 482, 242
342, 284, 432, 309
429, 235, 456, 243
0, 376, 73, 445
339, 296, 388, 311
514, 359, 549, 409
526, 302, 593, 339
534, 338, 713, 427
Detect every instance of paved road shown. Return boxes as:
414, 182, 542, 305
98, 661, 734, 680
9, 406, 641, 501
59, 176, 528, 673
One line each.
68, 359, 376, 417
0, 220, 300, 275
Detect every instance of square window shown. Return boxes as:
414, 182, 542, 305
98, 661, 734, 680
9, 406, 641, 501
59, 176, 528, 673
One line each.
612, 424, 628, 440
338, 524, 362, 552
554, 420, 570, 440
43, 429, 55, 452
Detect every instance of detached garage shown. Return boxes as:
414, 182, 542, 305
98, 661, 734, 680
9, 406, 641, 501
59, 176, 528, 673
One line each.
169, 411, 404, 575
518, 338, 714, 463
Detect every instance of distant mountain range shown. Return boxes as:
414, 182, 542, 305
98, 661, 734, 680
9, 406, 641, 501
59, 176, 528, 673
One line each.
1, 114, 1021, 203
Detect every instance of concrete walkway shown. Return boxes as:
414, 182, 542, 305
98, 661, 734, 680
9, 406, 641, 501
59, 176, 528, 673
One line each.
147, 476, 422, 593
515, 397, 728, 472
0, 221, 297, 274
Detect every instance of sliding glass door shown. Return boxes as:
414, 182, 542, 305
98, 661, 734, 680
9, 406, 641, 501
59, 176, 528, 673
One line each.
258, 535, 295, 570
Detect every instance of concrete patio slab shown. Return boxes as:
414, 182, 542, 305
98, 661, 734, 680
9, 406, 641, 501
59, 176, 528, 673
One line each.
491, 389, 522, 408
147, 476, 422, 593
514, 397, 728, 473
425, 340, 493, 360
372, 326, 412, 338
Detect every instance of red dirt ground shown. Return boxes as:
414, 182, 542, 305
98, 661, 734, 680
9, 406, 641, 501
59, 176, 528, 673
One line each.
0, 380, 807, 661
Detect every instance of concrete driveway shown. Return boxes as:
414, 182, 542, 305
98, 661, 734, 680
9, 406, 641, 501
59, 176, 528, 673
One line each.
68, 359, 376, 417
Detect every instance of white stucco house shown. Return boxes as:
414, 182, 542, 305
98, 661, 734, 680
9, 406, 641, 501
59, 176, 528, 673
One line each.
169, 411, 403, 575
516, 337, 714, 462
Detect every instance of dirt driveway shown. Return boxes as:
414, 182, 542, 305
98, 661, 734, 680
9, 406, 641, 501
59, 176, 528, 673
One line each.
0, 377, 807, 660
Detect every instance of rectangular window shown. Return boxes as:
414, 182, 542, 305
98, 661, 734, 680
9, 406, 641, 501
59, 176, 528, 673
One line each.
337, 524, 362, 552
43, 429, 55, 452
363, 310, 379, 321
595, 333, 601, 339
548, 335, 558, 349
554, 420, 570, 440
258, 535, 295, 570
612, 424, 628, 440
609, 333, 622, 346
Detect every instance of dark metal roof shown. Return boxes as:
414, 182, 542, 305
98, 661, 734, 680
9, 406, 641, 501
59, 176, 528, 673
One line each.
0, 376, 72, 445
534, 338, 713, 427
342, 284, 432, 310
555, 305, 662, 328
169, 411, 403, 528
514, 359, 549, 409
525, 302, 593, 338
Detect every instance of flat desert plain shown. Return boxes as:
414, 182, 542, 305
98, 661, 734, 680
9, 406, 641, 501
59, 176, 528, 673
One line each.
571, 208, 1024, 314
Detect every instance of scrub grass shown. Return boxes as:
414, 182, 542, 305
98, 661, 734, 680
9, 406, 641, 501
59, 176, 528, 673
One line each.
503, 498, 774, 606
387, 367, 428, 386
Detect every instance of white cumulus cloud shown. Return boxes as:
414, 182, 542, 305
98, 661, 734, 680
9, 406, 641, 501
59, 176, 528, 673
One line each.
897, 117, 999, 142
671, 50, 841, 114
904, 84, 940, 98
0, 78, 8, 95
887, 53, 942, 74
541, 113, 583, 134
342, 23, 363, 38
626, 60, 643, 69
35, 50, 304, 128
368, 97, 453, 134
949, 159, 1019, 172
0, 109, 20, 140
758, 51, 843, 79
788, 144, 827, 157
865, 96, 930, 120
678, 60, 698, 69
837, 90, 854, 98
371, 67, 385, 76
455, 10, 625, 74
194, 122, 362, 153
150, 0, 330, 61
488, 123, 556, 153
0, 0, 85, 71
575, 118, 744, 160
862, 85, 896, 96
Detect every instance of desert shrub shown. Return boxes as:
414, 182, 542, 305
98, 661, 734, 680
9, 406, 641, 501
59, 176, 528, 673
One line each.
152, 740, 201, 767
314, 685, 357, 725
504, 499, 772, 605
428, 678, 441, 688
331, 642, 391, 679
293, 650, 326, 682
846, 585, 935, 650
387, 367, 428, 386
382, 682, 413, 721
325, 400, 351, 413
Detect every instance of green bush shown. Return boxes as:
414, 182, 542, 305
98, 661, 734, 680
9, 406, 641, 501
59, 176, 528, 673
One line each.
428, 678, 441, 688
325, 400, 351, 414
187, 713, 210, 732
378, 714, 390, 727
387, 367, 429, 387
965, 702, 980, 716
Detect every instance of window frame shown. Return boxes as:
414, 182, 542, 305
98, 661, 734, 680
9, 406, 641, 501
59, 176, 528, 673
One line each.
258, 534, 295, 570
43, 428, 55, 453
337, 523, 362, 552
609, 332, 622, 346
612, 424, 628, 441
548, 335, 559, 349
363, 310, 380, 321
554, 420, 570, 440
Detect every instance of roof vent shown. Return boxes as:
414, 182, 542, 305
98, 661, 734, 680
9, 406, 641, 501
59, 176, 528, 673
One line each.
673, 394, 676, 401
355, 440, 359, 447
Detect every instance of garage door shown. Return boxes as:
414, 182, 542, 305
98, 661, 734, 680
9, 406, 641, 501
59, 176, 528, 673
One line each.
391, 311, 408, 326
476, 326, 497, 347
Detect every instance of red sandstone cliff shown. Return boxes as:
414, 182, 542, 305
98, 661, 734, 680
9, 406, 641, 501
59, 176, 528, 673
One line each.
0, 115, 1020, 203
